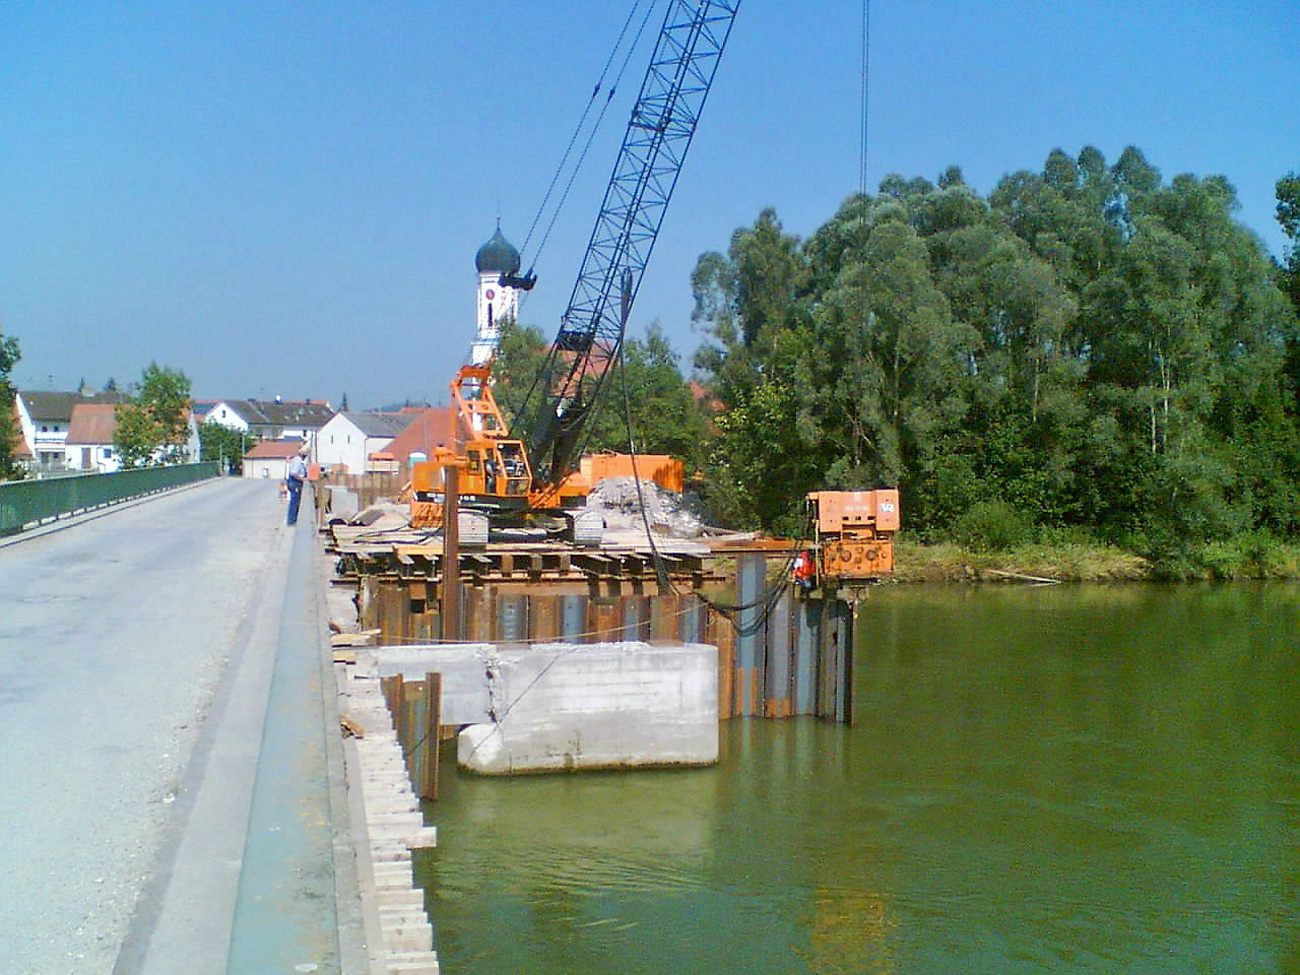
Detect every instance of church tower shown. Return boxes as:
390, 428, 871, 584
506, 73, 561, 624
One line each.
472, 225, 522, 365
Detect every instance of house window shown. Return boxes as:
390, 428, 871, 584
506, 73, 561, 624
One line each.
41, 425, 48, 432
104, 448, 113, 458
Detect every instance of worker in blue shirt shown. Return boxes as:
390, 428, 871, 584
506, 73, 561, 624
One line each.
286, 447, 309, 526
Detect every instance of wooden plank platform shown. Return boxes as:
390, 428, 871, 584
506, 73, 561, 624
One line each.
327, 524, 734, 590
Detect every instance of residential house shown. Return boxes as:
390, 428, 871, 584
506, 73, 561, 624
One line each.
315, 412, 413, 474
64, 404, 121, 473
376, 407, 459, 468
14, 390, 123, 473
204, 400, 254, 433
12, 389, 199, 474
190, 400, 218, 424
204, 398, 334, 441
242, 440, 303, 481
7, 400, 32, 470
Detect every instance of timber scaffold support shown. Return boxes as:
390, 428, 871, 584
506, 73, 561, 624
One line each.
334, 538, 858, 725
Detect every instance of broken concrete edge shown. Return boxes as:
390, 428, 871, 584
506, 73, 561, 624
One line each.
452, 734, 720, 777
357, 641, 720, 777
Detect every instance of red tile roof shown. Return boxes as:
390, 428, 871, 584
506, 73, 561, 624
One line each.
66, 403, 118, 445
380, 407, 459, 464
244, 440, 305, 459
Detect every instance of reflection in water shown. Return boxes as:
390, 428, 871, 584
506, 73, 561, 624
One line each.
418, 583, 1300, 974
800, 889, 896, 975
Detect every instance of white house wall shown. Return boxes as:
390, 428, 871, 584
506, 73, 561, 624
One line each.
315, 416, 395, 474
205, 403, 251, 433
17, 395, 72, 470
66, 444, 121, 474
243, 458, 290, 480
15, 397, 37, 464
316, 416, 367, 473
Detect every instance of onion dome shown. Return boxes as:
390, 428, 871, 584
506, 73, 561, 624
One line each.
475, 226, 521, 275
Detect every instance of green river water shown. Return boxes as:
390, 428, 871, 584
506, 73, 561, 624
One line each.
418, 583, 1300, 974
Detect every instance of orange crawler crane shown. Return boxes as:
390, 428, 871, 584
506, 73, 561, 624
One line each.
806, 489, 900, 583
409, 363, 589, 529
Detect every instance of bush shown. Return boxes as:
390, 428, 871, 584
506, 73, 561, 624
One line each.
951, 500, 1031, 552
1034, 523, 1099, 547
1141, 530, 1300, 580
1199, 540, 1243, 580
1201, 532, 1299, 579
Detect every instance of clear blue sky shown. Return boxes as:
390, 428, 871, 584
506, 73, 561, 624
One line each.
3, 1, 1296, 409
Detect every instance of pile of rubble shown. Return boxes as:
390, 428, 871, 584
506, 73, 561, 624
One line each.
583, 475, 707, 538
325, 475, 724, 544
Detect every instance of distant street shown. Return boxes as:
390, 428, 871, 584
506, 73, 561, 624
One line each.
0, 478, 287, 975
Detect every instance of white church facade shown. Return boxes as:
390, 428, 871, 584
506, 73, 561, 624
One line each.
471, 224, 525, 365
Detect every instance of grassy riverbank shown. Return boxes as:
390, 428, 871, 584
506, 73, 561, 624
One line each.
893, 536, 1300, 583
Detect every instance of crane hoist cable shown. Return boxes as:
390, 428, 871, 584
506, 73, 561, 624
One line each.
859, 0, 871, 196
613, 337, 814, 634
519, 1, 743, 491
517, 0, 660, 285
510, 1, 662, 428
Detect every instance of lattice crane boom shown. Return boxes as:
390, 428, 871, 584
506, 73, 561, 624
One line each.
523, 0, 741, 486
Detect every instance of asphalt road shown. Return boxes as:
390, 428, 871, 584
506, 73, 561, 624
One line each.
0, 478, 289, 975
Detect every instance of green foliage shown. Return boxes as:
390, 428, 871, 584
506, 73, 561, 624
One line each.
492, 318, 711, 480
582, 323, 710, 467
688, 146, 1300, 575
0, 327, 21, 479
1140, 531, 1299, 581
114, 363, 193, 469
951, 500, 1032, 551
1276, 171, 1300, 413
491, 318, 551, 428
706, 377, 819, 535
199, 422, 252, 474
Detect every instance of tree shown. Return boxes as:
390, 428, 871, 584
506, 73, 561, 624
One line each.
800, 202, 976, 532
114, 363, 193, 469
0, 327, 21, 478
689, 148, 1300, 559
492, 318, 708, 478
692, 208, 810, 405
690, 210, 815, 530
583, 323, 710, 470
199, 422, 252, 474
1277, 172, 1300, 411
491, 317, 552, 431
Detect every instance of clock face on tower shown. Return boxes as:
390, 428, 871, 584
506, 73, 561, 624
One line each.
486, 289, 495, 301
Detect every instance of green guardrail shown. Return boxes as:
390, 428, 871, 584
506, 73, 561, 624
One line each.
0, 462, 221, 536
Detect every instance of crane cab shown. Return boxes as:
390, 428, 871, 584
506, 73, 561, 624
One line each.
462, 439, 531, 500
409, 363, 592, 529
